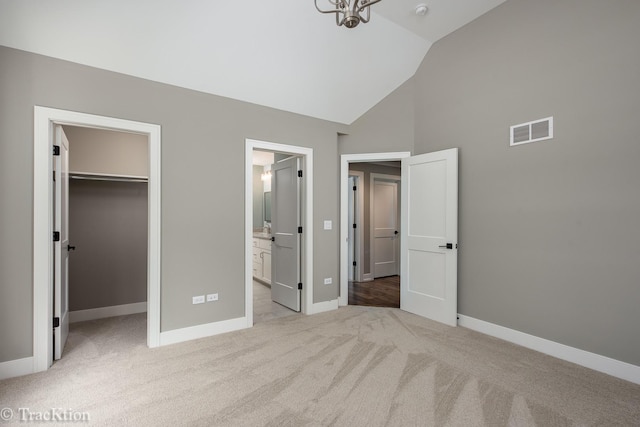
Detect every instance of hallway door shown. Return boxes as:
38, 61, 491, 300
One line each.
373, 178, 399, 278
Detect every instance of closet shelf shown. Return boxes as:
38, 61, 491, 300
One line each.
69, 172, 148, 183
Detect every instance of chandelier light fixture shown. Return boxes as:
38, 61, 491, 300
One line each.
314, 0, 383, 29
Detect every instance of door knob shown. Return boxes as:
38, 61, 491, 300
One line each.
67, 245, 76, 251
394, 230, 398, 235
438, 243, 453, 249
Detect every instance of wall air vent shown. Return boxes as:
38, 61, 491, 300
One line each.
510, 117, 553, 146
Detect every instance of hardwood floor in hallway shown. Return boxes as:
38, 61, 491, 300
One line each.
348, 275, 400, 308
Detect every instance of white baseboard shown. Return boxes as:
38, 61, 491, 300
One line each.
309, 299, 339, 315
70, 302, 147, 323
362, 273, 374, 282
0, 357, 34, 381
458, 314, 640, 385
159, 317, 248, 347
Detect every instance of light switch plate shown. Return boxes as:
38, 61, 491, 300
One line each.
324, 220, 332, 230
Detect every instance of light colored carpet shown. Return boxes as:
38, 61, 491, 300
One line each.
1, 306, 639, 426
253, 281, 299, 324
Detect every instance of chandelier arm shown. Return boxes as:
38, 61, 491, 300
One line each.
357, 0, 382, 14
316, 0, 381, 27
314, 0, 343, 14
359, 7, 371, 23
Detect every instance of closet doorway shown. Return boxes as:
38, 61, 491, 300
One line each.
64, 126, 149, 323
59, 126, 149, 359
33, 107, 161, 373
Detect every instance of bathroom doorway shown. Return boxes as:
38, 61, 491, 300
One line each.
244, 139, 314, 326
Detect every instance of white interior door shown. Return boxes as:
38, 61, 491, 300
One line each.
373, 179, 399, 278
271, 156, 301, 311
401, 148, 458, 326
54, 125, 70, 359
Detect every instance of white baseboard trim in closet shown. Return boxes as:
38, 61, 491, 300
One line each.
70, 302, 147, 323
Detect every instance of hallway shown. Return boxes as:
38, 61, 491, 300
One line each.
348, 275, 399, 308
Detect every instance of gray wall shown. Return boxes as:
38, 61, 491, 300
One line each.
339, 78, 414, 155
69, 180, 148, 310
412, 0, 640, 365
0, 45, 344, 363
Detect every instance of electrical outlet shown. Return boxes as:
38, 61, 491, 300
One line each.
192, 295, 205, 304
324, 220, 332, 230
207, 293, 219, 302
324, 277, 332, 285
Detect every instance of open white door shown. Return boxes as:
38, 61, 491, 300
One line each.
401, 148, 458, 326
54, 125, 70, 359
271, 156, 302, 312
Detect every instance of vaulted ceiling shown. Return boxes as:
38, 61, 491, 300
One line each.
0, 0, 505, 124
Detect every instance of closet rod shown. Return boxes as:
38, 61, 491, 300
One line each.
69, 173, 148, 183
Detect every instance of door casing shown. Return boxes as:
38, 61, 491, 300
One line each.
245, 139, 314, 324
33, 106, 161, 373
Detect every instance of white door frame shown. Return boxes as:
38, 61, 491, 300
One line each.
369, 173, 401, 279
33, 106, 162, 373
245, 139, 314, 324
339, 152, 410, 306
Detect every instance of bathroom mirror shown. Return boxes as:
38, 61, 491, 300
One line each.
264, 191, 271, 222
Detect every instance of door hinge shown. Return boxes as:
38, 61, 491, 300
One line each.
298, 283, 303, 290
53, 317, 60, 328
53, 231, 60, 242
353, 186, 357, 191
352, 223, 357, 229
298, 170, 303, 178
298, 226, 303, 234
353, 261, 357, 266
53, 145, 60, 156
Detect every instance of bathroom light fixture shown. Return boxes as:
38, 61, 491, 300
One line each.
315, 0, 383, 29
261, 170, 272, 181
